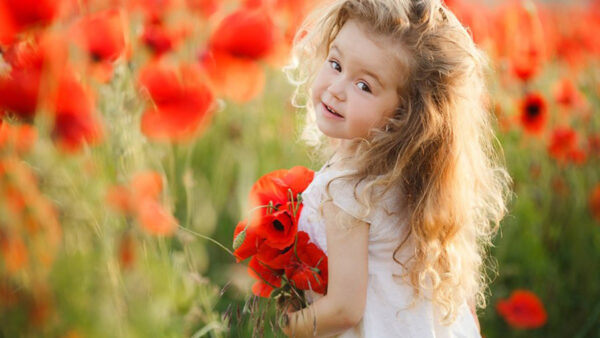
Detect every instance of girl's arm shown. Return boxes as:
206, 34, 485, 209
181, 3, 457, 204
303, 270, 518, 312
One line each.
468, 299, 481, 333
281, 201, 369, 337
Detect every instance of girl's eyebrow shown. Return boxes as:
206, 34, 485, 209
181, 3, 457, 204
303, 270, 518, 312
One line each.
330, 44, 385, 89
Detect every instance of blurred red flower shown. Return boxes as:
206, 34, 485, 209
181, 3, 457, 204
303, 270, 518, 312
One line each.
0, 38, 66, 120
199, 5, 278, 102
106, 170, 178, 236
589, 184, 600, 223
547, 126, 586, 165
209, 6, 275, 59
136, 198, 178, 236
0, 0, 62, 46
496, 290, 547, 329
499, 0, 546, 82
0, 121, 37, 154
141, 20, 175, 56
284, 231, 328, 294
138, 61, 215, 142
51, 72, 103, 152
519, 92, 547, 135
70, 9, 127, 82
0, 157, 62, 275
199, 48, 266, 103
553, 77, 584, 109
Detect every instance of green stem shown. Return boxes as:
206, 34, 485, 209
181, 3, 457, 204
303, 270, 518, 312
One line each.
178, 225, 235, 257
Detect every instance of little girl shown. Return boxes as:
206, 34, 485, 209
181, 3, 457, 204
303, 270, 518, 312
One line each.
280, 0, 512, 337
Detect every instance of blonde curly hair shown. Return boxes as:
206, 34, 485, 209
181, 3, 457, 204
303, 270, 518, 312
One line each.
284, 0, 513, 324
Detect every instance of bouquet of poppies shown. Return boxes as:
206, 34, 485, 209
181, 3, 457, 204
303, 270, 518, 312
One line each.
232, 166, 328, 310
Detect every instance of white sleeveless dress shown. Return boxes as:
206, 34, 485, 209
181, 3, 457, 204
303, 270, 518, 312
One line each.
297, 166, 482, 338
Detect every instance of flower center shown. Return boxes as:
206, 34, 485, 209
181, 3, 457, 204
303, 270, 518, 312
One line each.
526, 103, 540, 118
273, 220, 284, 231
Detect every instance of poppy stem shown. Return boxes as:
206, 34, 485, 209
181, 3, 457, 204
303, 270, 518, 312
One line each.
178, 225, 235, 257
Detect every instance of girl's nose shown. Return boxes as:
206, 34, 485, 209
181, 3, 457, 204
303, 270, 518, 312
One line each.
327, 78, 346, 101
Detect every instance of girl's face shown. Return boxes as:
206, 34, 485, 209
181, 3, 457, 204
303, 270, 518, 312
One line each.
311, 19, 402, 141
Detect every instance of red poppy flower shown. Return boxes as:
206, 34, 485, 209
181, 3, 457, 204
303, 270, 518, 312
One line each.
0, 0, 61, 46
249, 169, 289, 209
249, 166, 314, 208
519, 92, 547, 135
253, 206, 297, 250
70, 9, 127, 81
567, 148, 587, 166
199, 49, 265, 102
138, 61, 215, 142
547, 127, 579, 165
51, 72, 103, 152
0, 34, 70, 121
233, 220, 264, 262
106, 170, 177, 236
255, 240, 294, 269
497, 0, 546, 82
209, 6, 275, 60
0, 121, 37, 154
553, 77, 584, 109
248, 256, 283, 297
274, 166, 315, 201
284, 231, 328, 294
496, 290, 547, 329
589, 184, 600, 223
0, 42, 46, 120
107, 171, 163, 214
136, 198, 178, 236
131, 171, 163, 201
142, 20, 175, 55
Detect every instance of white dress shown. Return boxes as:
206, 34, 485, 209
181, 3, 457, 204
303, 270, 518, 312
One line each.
297, 166, 482, 338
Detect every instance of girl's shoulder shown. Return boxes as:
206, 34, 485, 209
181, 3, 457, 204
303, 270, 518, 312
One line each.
306, 165, 408, 233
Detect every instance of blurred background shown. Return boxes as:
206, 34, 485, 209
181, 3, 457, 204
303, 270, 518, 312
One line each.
0, 0, 599, 337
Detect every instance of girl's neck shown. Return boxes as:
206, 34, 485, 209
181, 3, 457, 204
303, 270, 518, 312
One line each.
325, 139, 358, 171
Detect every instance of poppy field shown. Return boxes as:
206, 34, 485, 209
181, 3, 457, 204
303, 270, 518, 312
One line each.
0, 0, 599, 337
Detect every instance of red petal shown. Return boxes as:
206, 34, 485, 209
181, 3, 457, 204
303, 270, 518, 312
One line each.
70, 9, 126, 64
209, 7, 275, 59
131, 171, 163, 200
51, 72, 103, 152
139, 62, 214, 142
135, 198, 178, 236
233, 220, 264, 262
248, 256, 282, 297
248, 169, 288, 207
199, 49, 265, 102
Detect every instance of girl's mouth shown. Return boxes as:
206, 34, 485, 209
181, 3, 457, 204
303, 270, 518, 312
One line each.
322, 102, 344, 119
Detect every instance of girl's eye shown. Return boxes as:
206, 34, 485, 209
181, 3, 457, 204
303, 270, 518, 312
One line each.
357, 82, 371, 93
329, 60, 341, 72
